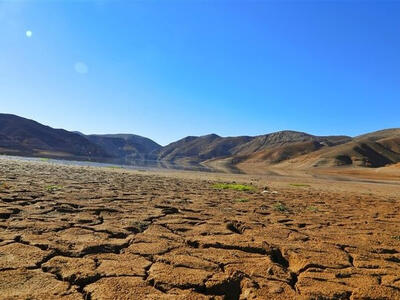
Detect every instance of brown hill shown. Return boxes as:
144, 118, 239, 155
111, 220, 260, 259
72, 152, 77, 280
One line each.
306, 129, 400, 168
232, 131, 350, 156
157, 134, 253, 164
85, 134, 161, 162
0, 114, 109, 160
235, 129, 400, 172
159, 131, 351, 169
0, 114, 162, 163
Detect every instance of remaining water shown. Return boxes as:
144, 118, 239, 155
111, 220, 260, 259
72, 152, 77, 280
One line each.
0, 154, 212, 172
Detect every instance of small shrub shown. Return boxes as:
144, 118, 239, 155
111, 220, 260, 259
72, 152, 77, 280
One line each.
392, 236, 400, 241
274, 202, 288, 212
45, 185, 63, 193
213, 183, 255, 191
306, 206, 318, 212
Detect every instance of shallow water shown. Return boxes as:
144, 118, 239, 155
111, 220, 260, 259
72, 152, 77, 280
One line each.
0, 154, 212, 172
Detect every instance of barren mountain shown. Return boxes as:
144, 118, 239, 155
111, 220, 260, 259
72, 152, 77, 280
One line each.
237, 129, 400, 172
157, 134, 253, 164
0, 114, 109, 160
159, 131, 351, 168
85, 134, 161, 161
0, 114, 162, 163
232, 131, 350, 156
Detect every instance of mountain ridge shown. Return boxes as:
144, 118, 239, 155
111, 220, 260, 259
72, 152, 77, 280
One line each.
0, 113, 399, 172
0, 113, 109, 160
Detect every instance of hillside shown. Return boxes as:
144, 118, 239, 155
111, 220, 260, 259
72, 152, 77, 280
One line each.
85, 134, 161, 162
314, 129, 400, 167
0, 114, 162, 163
0, 114, 109, 160
157, 134, 253, 164
159, 131, 352, 168
231, 131, 350, 156
236, 129, 400, 172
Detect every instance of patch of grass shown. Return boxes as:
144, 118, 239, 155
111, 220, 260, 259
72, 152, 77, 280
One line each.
290, 183, 310, 187
212, 183, 255, 191
234, 198, 249, 203
40, 158, 50, 162
392, 236, 400, 241
107, 166, 123, 169
45, 185, 63, 193
274, 202, 288, 212
306, 206, 319, 212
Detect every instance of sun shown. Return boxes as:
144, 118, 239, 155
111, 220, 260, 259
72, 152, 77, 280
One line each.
25, 30, 32, 38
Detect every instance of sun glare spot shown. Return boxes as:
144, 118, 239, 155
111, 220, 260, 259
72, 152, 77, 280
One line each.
74, 62, 89, 74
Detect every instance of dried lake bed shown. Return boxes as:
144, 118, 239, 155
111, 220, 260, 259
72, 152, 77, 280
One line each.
0, 158, 400, 299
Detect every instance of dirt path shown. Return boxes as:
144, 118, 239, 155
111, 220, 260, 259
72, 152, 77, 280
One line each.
0, 159, 400, 299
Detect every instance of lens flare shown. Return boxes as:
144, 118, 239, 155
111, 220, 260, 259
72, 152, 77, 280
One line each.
74, 62, 89, 74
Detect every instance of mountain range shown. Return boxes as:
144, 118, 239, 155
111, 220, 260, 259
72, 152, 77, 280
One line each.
0, 113, 399, 173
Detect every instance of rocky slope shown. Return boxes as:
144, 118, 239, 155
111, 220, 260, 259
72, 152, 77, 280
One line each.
0, 114, 109, 160
160, 131, 352, 169
261, 128, 400, 171
0, 114, 161, 163
157, 134, 254, 164
85, 134, 161, 162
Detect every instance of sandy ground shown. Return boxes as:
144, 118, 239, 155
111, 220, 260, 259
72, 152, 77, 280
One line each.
0, 159, 400, 299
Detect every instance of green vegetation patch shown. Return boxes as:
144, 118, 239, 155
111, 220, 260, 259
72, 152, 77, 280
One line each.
45, 185, 63, 193
289, 183, 311, 187
234, 198, 249, 203
274, 202, 289, 212
306, 206, 319, 212
212, 183, 255, 191
392, 236, 400, 241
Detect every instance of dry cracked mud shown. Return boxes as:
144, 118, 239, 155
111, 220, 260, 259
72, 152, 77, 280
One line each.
0, 159, 400, 299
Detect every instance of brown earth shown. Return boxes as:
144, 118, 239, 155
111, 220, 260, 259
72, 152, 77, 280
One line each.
0, 159, 400, 299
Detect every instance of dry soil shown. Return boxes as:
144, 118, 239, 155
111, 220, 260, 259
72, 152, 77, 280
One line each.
0, 159, 400, 299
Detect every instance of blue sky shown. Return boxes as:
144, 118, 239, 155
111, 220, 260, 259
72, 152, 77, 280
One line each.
1, 0, 399, 145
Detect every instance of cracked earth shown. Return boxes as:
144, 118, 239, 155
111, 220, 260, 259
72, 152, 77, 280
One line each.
0, 159, 400, 299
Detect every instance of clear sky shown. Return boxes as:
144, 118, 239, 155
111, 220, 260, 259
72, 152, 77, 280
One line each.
1, 0, 399, 145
